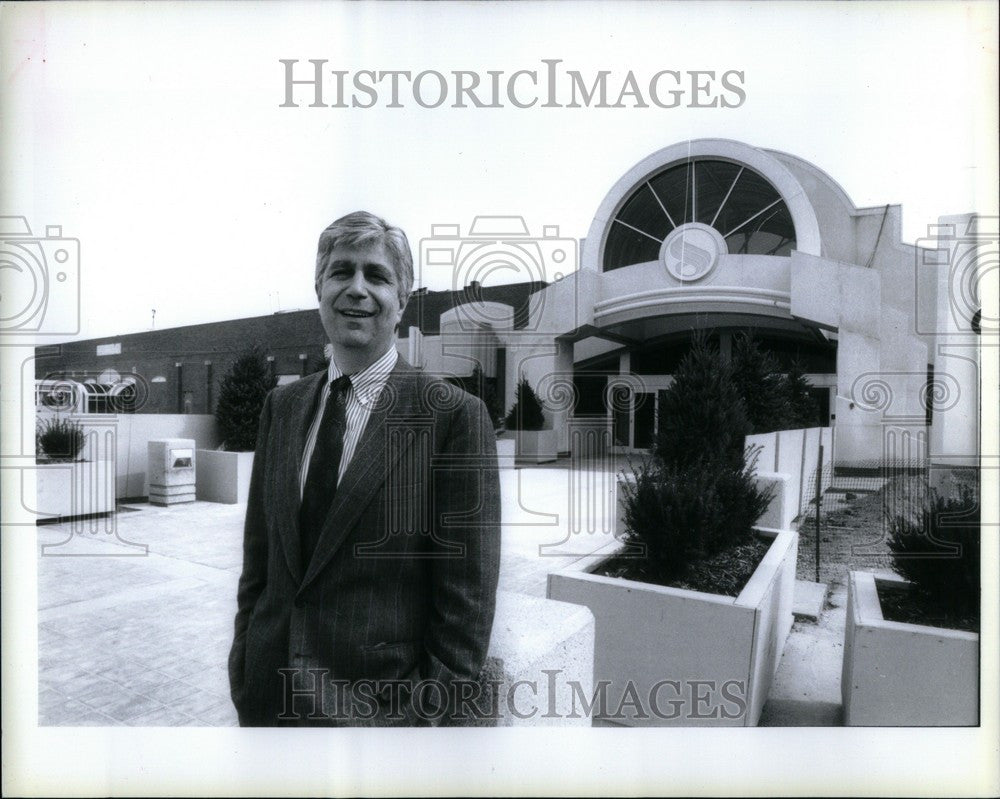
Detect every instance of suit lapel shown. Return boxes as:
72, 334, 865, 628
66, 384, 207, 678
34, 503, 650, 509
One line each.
299, 360, 420, 592
273, 371, 326, 585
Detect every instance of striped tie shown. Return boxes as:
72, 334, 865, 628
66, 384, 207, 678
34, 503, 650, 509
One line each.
299, 374, 352, 567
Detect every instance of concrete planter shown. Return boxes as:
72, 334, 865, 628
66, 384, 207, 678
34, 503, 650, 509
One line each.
515, 429, 558, 465
196, 449, 255, 504
842, 571, 979, 726
547, 527, 798, 726
755, 471, 796, 530
35, 459, 115, 520
495, 437, 516, 470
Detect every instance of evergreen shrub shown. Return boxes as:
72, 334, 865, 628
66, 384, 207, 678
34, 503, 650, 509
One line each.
621, 333, 774, 585
215, 346, 277, 451
887, 484, 980, 619
505, 376, 546, 431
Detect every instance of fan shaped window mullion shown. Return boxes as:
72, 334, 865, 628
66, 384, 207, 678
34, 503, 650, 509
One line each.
603, 159, 797, 271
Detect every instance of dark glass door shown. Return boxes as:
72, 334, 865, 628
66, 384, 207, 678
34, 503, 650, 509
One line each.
633, 392, 655, 449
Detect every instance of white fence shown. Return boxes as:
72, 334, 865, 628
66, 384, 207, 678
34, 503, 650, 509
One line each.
747, 427, 833, 524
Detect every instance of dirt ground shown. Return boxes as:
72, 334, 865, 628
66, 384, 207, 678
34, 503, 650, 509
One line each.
794, 483, 903, 591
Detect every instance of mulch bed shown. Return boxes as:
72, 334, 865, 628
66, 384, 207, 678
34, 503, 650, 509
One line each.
597, 537, 770, 597
876, 580, 980, 635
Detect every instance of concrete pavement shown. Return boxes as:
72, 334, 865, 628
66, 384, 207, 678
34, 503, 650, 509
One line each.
37, 464, 849, 726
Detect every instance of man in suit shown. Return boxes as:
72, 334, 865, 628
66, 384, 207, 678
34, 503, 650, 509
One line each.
228, 211, 501, 726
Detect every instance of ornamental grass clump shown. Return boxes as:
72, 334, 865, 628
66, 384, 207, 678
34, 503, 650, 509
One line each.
886, 484, 980, 623
619, 334, 773, 589
37, 417, 85, 462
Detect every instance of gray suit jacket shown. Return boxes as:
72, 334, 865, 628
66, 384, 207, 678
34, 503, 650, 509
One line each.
228, 357, 501, 726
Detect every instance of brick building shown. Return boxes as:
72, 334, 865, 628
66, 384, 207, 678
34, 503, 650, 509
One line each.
34, 282, 544, 416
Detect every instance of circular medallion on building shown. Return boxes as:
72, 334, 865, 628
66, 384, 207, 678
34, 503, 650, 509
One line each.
660, 223, 726, 283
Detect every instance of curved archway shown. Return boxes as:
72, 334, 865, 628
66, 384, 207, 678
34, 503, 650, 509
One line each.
604, 158, 797, 271
581, 139, 823, 272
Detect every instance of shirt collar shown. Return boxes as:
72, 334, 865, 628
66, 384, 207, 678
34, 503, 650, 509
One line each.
327, 346, 398, 406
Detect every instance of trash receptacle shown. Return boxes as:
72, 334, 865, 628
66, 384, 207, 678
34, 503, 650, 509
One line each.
148, 438, 196, 506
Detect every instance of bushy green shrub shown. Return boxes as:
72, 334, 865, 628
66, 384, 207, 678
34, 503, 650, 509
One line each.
654, 334, 749, 471
887, 485, 980, 618
731, 332, 821, 433
623, 332, 774, 586
784, 358, 821, 428
621, 452, 773, 584
731, 332, 791, 434
505, 376, 546, 431
215, 346, 277, 451
37, 417, 85, 461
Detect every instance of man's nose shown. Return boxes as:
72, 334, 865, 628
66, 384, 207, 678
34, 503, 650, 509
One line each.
346, 270, 368, 297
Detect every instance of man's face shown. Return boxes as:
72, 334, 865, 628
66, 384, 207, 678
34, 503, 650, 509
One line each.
316, 242, 405, 369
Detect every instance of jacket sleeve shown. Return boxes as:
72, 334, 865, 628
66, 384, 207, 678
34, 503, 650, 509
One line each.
227, 390, 274, 715
416, 393, 501, 723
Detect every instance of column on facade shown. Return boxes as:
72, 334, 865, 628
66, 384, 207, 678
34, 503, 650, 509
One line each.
928, 214, 984, 480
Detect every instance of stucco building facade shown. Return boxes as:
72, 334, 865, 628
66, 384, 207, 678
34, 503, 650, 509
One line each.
36, 139, 982, 472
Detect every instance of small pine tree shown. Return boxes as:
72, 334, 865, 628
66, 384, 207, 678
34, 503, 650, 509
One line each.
621, 453, 773, 582
505, 376, 546, 431
215, 346, 277, 451
887, 485, 980, 619
785, 359, 820, 428
624, 331, 773, 586
654, 334, 749, 470
731, 332, 792, 434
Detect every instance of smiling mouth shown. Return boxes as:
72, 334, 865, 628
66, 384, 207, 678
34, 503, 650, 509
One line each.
339, 309, 376, 318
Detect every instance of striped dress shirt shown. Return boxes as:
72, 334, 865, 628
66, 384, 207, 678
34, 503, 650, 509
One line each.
298, 346, 399, 499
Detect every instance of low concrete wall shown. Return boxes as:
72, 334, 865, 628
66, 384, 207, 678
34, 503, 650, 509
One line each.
755, 471, 795, 530
461, 590, 595, 726
496, 437, 515, 470
547, 528, 797, 727
842, 571, 979, 726
196, 450, 255, 504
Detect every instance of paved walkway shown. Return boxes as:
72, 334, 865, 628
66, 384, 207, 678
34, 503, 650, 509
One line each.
37, 466, 619, 726
37, 462, 873, 727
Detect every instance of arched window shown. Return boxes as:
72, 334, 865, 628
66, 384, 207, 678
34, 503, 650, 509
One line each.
603, 159, 797, 271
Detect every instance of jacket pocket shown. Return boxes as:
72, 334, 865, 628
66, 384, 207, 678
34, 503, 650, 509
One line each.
359, 640, 422, 680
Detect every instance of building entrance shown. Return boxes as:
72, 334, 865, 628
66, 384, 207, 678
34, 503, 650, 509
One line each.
610, 377, 674, 452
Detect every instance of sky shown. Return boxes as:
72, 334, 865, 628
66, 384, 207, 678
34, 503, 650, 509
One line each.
1, 0, 997, 346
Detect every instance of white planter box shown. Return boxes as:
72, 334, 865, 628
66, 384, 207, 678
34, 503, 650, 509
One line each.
755, 471, 796, 530
35, 460, 115, 520
495, 437, 516, 470
196, 449, 255, 504
842, 570, 979, 726
547, 527, 798, 726
515, 429, 557, 465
